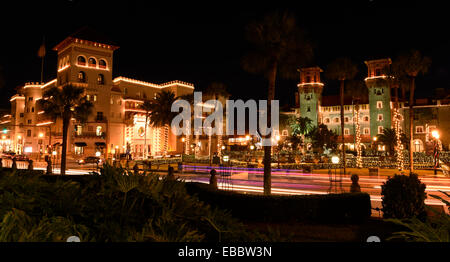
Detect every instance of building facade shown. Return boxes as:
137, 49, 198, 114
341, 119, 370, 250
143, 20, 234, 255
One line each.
1, 32, 196, 161
296, 58, 450, 153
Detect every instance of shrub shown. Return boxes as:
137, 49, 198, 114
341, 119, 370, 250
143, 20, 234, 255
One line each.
381, 173, 427, 219
185, 183, 372, 223
0, 165, 258, 242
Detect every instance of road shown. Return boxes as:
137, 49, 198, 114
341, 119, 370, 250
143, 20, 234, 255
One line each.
3, 159, 449, 217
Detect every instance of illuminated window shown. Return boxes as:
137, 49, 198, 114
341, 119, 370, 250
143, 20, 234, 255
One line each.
344, 128, 350, 135
363, 116, 369, 122
377, 101, 383, 109
93, 95, 97, 102
334, 117, 340, 123
97, 74, 105, 85
413, 139, 424, 152
77, 56, 86, 66
96, 126, 102, 136
76, 125, 82, 136
88, 57, 97, 67
363, 128, 370, 135
378, 126, 383, 134
324, 118, 330, 124
78, 71, 86, 83
74, 146, 84, 155
378, 114, 383, 121
86, 94, 90, 101
110, 98, 114, 104
99, 59, 107, 69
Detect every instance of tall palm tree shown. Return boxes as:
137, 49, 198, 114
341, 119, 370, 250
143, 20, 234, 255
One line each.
138, 100, 153, 159
346, 80, 368, 168
178, 93, 195, 155
242, 10, 313, 195
326, 57, 358, 175
393, 50, 431, 172
149, 90, 179, 156
290, 116, 312, 155
204, 82, 230, 157
38, 84, 93, 175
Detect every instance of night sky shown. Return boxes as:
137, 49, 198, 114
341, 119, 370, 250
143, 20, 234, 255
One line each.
0, 0, 449, 109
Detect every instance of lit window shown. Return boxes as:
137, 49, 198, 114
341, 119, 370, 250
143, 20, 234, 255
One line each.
324, 118, 330, 124
97, 74, 105, 85
377, 101, 383, 109
78, 71, 86, 83
363, 128, 370, 135
334, 117, 339, 123
96, 126, 102, 136
344, 128, 350, 135
378, 126, 383, 134
76, 125, 82, 136
93, 95, 97, 102
378, 114, 383, 121
363, 116, 369, 122
86, 94, 90, 101
110, 98, 114, 104
74, 146, 84, 155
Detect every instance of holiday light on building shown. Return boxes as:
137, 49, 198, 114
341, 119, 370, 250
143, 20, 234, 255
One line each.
394, 108, 404, 170
355, 108, 362, 168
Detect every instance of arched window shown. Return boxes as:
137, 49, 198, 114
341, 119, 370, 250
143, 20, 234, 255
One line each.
78, 71, 86, 83
88, 57, 97, 67
99, 59, 107, 69
77, 56, 86, 66
97, 74, 105, 85
413, 139, 424, 152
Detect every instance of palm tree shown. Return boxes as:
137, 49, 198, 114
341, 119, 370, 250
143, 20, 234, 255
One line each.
376, 128, 408, 157
204, 82, 230, 158
242, 10, 313, 195
306, 124, 338, 156
178, 93, 195, 155
346, 80, 368, 168
38, 84, 93, 175
393, 50, 431, 172
290, 116, 312, 155
138, 100, 153, 159
326, 57, 358, 175
149, 90, 179, 156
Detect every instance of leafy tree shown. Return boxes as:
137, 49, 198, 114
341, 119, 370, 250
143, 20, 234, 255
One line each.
392, 50, 431, 172
376, 128, 408, 156
326, 57, 358, 174
306, 124, 338, 156
290, 116, 312, 155
242, 10, 313, 195
38, 85, 93, 175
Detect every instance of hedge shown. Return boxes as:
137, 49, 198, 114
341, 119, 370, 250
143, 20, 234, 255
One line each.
185, 182, 372, 224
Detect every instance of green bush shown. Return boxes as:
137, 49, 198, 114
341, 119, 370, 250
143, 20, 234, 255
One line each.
381, 173, 427, 219
185, 183, 372, 223
0, 165, 260, 242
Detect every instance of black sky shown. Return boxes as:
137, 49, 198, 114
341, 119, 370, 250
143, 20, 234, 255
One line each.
0, 0, 449, 108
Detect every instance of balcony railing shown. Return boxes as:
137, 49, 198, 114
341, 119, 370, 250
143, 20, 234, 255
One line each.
74, 132, 106, 139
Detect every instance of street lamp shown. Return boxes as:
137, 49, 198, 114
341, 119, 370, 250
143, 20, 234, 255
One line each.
432, 130, 440, 175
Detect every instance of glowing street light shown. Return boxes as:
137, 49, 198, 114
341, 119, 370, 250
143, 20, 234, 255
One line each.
181, 137, 186, 142
39, 132, 44, 138
95, 151, 101, 157
250, 145, 255, 150
432, 130, 440, 140
331, 156, 340, 164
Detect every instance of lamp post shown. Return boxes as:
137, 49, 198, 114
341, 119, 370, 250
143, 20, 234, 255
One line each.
432, 130, 440, 176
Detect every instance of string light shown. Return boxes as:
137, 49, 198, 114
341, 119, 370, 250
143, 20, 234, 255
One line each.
394, 108, 404, 170
355, 108, 362, 168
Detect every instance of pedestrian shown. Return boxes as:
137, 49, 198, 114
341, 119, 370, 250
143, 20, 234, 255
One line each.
167, 166, 175, 180
209, 169, 217, 190
12, 158, 17, 170
27, 159, 33, 170
350, 174, 361, 193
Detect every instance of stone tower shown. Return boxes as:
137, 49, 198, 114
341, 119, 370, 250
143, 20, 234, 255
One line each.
364, 58, 392, 139
298, 67, 324, 127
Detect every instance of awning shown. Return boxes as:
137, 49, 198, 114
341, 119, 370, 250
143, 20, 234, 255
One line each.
95, 142, 106, 147
75, 142, 87, 147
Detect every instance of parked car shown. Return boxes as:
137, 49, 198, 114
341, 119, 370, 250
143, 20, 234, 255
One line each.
13, 154, 30, 161
78, 156, 102, 165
